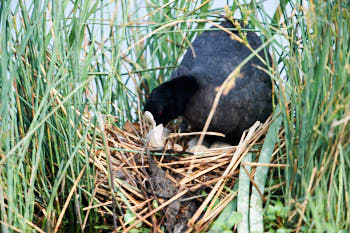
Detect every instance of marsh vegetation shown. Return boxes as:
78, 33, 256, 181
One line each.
0, 0, 349, 232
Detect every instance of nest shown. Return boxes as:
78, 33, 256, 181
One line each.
87, 114, 275, 232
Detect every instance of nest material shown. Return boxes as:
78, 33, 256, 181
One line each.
88, 115, 274, 232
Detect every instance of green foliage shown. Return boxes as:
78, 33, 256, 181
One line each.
208, 201, 240, 233
124, 210, 142, 229
264, 200, 290, 232
0, 0, 214, 231
0, 0, 349, 232
277, 0, 350, 231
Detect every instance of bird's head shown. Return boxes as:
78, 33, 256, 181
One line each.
144, 85, 176, 125
144, 75, 199, 125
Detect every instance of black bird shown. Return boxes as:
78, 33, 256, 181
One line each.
144, 20, 273, 144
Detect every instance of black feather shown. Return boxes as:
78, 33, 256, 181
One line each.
144, 20, 272, 144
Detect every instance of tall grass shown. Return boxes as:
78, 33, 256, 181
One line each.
0, 0, 215, 231
0, 0, 349, 232
276, 0, 350, 231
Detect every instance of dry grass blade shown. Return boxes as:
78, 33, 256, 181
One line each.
53, 166, 86, 233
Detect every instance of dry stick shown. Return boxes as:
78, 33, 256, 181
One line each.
66, 164, 83, 232
179, 160, 229, 185
328, 114, 349, 208
199, 190, 238, 231
163, 165, 199, 185
193, 0, 211, 12
187, 122, 261, 229
106, 147, 161, 230
159, 153, 229, 166
122, 189, 189, 233
265, 182, 287, 191
0, 221, 22, 233
187, 170, 241, 192
311, 138, 339, 195
271, 140, 286, 158
116, 206, 154, 232
137, 149, 161, 232
112, 146, 145, 188
197, 123, 263, 228
92, 158, 144, 201
34, 202, 50, 225
3, 217, 45, 233
113, 207, 152, 230
119, 207, 154, 231
295, 168, 317, 233
195, 172, 235, 231
82, 176, 101, 230
53, 166, 86, 233
135, 74, 145, 137
131, 199, 153, 211
80, 150, 107, 173
242, 162, 288, 168
159, 156, 230, 168
196, 66, 241, 148
180, 150, 234, 160
83, 201, 113, 211
74, 180, 84, 232
112, 181, 142, 204
113, 127, 140, 143
191, 137, 263, 230
243, 165, 265, 201
90, 145, 144, 201
168, 131, 225, 138
0, 202, 46, 233
194, 183, 233, 233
